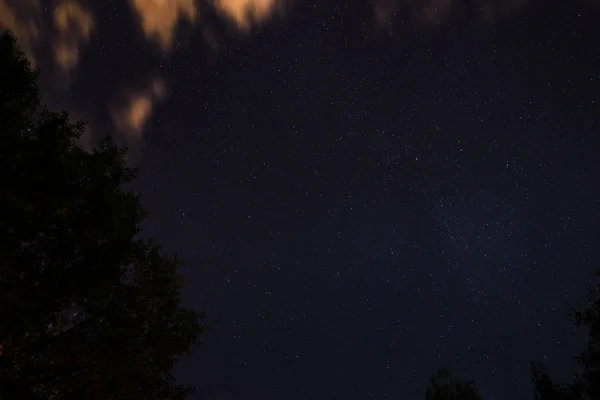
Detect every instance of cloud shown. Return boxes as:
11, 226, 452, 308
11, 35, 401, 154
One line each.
211, 0, 286, 30
0, 0, 42, 66
0, 0, 94, 75
374, 0, 397, 28
53, 0, 95, 75
127, 0, 291, 50
477, 0, 533, 22
373, 0, 533, 27
111, 78, 167, 140
414, 0, 454, 25
128, 0, 197, 51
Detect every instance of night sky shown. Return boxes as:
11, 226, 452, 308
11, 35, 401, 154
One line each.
2, 0, 600, 398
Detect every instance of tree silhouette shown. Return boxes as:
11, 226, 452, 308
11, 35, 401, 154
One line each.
530, 270, 600, 400
423, 267, 600, 400
0, 31, 204, 399
571, 271, 600, 400
530, 362, 582, 400
425, 368, 482, 400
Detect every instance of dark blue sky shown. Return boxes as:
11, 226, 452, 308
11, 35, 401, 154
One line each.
3, 0, 600, 398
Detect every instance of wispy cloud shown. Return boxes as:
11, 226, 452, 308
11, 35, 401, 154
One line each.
111, 78, 167, 140
128, 0, 197, 52
211, 0, 287, 30
374, 0, 397, 28
127, 0, 291, 51
373, 0, 533, 27
0, 0, 94, 76
0, 0, 41, 66
1, 0, 562, 149
53, 0, 95, 75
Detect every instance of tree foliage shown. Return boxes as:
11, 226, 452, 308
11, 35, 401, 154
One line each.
425, 368, 482, 400
424, 267, 600, 400
0, 31, 204, 399
571, 271, 600, 400
531, 271, 600, 400
530, 362, 582, 400
424, 271, 600, 400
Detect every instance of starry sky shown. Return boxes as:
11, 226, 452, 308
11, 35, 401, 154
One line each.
2, 0, 600, 398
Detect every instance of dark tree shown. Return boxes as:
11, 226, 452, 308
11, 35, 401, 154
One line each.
423, 268, 600, 400
425, 368, 482, 400
571, 271, 600, 400
532, 270, 600, 400
0, 31, 204, 399
530, 362, 582, 400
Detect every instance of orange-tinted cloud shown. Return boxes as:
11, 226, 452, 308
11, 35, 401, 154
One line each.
0, 0, 42, 66
111, 79, 167, 140
53, 0, 95, 75
0, 0, 94, 75
128, 0, 197, 51
211, 0, 286, 30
